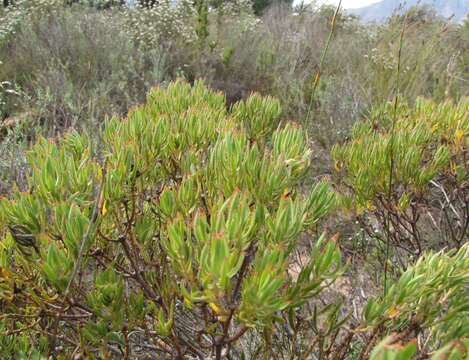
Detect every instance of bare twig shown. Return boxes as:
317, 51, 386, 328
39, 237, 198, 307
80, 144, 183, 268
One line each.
384, 11, 408, 295
305, 0, 342, 123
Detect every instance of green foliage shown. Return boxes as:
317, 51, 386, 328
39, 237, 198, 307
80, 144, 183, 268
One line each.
0, 81, 467, 359
1, 2, 469, 358
0, 80, 340, 357
364, 244, 469, 346
333, 244, 469, 360
251, 0, 292, 15
370, 336, 417, 360
333, 98, 468, 256
195, 0, 209, 44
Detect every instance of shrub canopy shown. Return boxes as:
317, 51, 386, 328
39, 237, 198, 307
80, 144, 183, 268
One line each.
0, 80, 340, 358
333, 98, 468, 255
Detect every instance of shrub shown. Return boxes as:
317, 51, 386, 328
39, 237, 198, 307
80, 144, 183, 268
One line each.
0, 125, 29, 195
0, 4, 168, 134
0, 80, 340, 358
332, 98, 468, 259
186, 4, 467, 152
254, 241, 469, 359
3, 1, 467, 149
0, 81, 467, 359
252, 0, 292, 16
362, 13, 467, 103
367, 244, 469, 360
121, 0, 196, 48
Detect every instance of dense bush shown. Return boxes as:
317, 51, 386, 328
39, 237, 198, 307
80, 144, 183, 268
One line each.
122, 0, 197, 48
2, 1, 467, 142
0, 81, 467, 359
0, 80, 338, 357
0, 1, 468, 358
365, 244, 469, 358
333, 98, 468, 262
0, 3, 168, 133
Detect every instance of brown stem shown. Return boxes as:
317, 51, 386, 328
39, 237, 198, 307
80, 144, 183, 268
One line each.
119, 234, 161, 305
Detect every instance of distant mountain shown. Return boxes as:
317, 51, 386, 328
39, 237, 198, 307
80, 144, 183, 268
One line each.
348, 0, 469, 23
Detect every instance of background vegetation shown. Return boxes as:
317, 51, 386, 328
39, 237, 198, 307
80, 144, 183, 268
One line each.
0, 0, 467, 358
